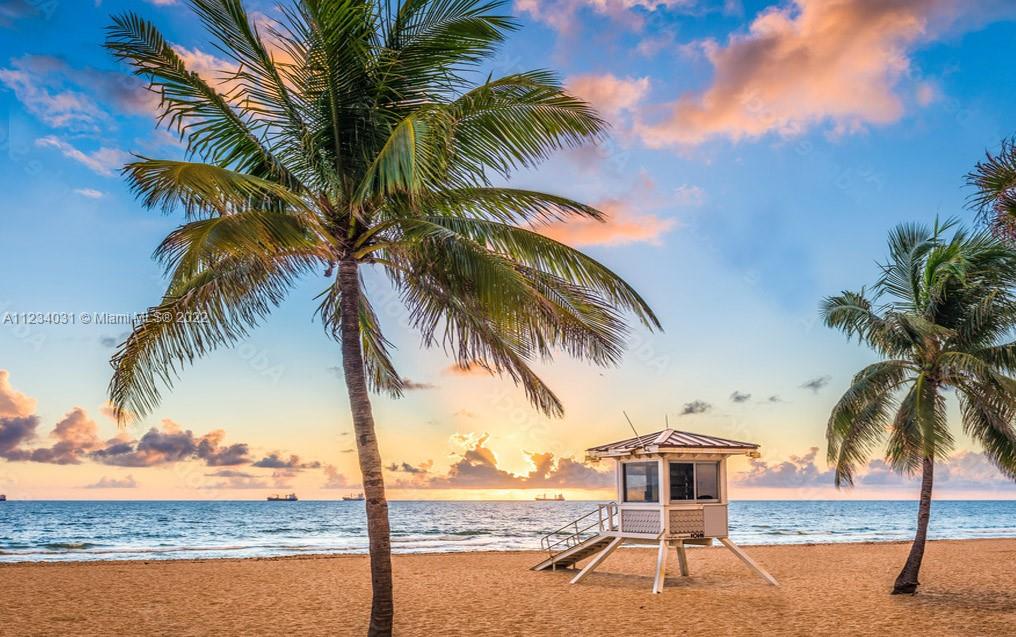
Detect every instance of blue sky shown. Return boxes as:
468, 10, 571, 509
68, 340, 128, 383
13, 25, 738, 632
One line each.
2, 0, 1016, 498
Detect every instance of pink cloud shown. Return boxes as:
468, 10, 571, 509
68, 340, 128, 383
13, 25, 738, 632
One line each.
540, 197, 675, 247
171, 45, 237, 92
536, 174, 677, 247
915, 80, 940, 106
0, 407, 102, 465
566, 74, 650, 119
0, 370, 36, 418
443, 363, 494, 377
322, 464, 356, 489
636, 0, 965, 146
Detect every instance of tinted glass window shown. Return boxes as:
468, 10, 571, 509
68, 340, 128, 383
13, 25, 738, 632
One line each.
695, 463, 719, 500
623, 462, 659, 502
669, 463, 695, 501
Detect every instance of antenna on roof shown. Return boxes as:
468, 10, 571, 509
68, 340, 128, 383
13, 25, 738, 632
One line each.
665, 413, 670, 429
623, 410, 640, 440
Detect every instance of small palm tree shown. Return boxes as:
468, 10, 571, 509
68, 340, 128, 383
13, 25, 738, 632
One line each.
822, 220, 1016, 594
105, 1, 658, 634
968, 138, 1016, 241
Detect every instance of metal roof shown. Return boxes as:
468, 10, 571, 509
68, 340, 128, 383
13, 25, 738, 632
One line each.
587, 429, 758, 454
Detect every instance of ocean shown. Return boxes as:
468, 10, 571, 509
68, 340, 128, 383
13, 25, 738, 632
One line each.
0, 500, 1013, 563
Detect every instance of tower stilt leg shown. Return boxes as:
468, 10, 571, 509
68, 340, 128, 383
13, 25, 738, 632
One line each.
676, 541, 689, 577
719, 537, 778, 586
652, 539, 669, 594
570, 537, 622, 585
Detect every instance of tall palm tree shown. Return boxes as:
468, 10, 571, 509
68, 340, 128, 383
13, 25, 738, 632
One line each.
104, 1, 658, 634
822, 220, 1016, 595
968, 138, 1016, 241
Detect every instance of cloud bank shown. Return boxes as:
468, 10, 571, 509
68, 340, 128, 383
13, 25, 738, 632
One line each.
388, 432, 612, 489
735, 447, 1016, 491
85, 475, 138, 489
636, 0, 977, 146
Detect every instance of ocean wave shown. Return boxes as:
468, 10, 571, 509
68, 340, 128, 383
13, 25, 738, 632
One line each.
42, 542, 101, 551
3, 500, 1016, 563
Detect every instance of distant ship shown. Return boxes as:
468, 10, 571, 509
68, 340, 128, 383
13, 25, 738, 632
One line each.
0, 494, 6, 501
535, 493, 565, 501
266, 493, 298, 501
342, 493, 365, 501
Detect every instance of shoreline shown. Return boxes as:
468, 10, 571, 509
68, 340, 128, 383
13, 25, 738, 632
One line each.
3, 538, 1015, 635
0, 536, 1009, 567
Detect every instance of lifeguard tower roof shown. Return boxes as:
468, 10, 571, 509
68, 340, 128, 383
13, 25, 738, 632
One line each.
587, 429, 758, 457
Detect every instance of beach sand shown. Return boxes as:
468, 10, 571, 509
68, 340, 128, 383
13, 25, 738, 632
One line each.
3, 539, 1015, 636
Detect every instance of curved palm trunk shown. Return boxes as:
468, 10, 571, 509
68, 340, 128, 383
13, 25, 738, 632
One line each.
338, 259, 394, 636
892, 456, 934, 594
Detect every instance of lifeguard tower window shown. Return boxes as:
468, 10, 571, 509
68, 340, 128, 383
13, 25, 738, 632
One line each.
669, 462, 720, 501
623, 462, 659, 502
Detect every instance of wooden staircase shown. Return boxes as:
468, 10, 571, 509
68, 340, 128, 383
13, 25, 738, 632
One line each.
531, 502, 618, 571
532, 533, 614, 571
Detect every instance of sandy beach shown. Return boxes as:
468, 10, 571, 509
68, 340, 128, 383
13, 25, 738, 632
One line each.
3, 539, 1015, 636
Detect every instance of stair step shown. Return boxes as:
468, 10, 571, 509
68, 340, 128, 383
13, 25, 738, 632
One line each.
532, 535, 613, 571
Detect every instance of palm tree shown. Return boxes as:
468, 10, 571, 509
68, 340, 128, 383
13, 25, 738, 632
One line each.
822, 220, 1016, 595
104, 1, 658, 634
968, 138, 1016, 241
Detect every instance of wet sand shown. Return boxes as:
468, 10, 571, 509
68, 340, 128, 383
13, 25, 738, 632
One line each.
3, 539, 1015, 636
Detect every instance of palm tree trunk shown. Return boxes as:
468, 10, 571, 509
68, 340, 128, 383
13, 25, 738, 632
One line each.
338, 258, 394, 636
892, 455, 934, 594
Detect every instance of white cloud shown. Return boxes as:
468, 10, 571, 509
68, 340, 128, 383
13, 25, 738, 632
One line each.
35, 136, 130, 177
0, 59, 105, 132
516, 0, 696, 33
73, 188, 104, 199
673, 184, 706, 207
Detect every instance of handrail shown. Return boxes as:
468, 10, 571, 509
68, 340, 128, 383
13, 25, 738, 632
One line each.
539, 502, 618, 555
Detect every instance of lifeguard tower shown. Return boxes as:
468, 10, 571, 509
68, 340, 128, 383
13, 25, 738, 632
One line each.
532, 429, 777, 592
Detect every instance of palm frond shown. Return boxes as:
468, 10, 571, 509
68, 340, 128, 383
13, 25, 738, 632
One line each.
154, 209, 327, 286
403, 272, 565, 415
372, 216, 658, 328
423, 187, 604, 224
821, 290, 910, 356
885, 385, 924, 475
316, 277, 405, 397
124, 160, 311, 217
967, 138, 1016, 239
827, 360, 913, 485
105, 12, 298, 186
957, 380, 1016, 479
912, 372, 953, 460
376, 0, 516, 98
109, 253, 315, 421
444, 71, 606, 181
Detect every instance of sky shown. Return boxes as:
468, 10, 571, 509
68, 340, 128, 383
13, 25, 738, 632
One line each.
2, 0, 1016, 500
